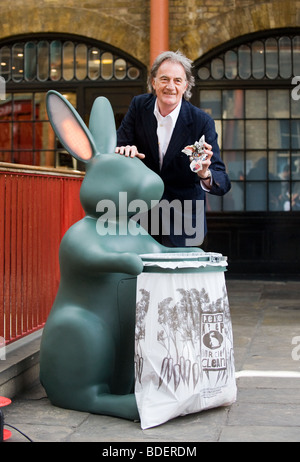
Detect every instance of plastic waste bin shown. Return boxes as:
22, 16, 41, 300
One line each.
134, 252, 236, 429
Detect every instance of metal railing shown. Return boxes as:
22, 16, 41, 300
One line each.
0, 163, 84, 344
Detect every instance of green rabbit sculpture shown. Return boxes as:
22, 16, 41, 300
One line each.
39, 91, 198, 420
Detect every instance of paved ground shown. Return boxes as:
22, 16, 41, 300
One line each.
1, 279, 300, 443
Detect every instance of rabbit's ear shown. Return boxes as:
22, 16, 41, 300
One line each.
89, 96, 117, 154
46, 90, 98, 163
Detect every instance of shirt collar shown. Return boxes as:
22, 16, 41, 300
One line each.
154, 98, 182, 125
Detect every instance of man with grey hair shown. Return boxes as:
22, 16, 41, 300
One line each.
147, 50, 195, 100
116, 50, 230, 247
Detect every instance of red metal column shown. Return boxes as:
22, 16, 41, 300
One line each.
150, 0, 169, 65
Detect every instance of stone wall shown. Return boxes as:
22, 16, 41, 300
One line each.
0, 0, 299, 67
170, 0, 300, 60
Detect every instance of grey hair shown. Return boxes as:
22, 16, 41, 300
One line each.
147, 50, 195, 101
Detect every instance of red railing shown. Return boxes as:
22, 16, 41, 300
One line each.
0, 163, 85, 345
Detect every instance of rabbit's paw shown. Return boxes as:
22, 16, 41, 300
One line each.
121, 253, 144, 275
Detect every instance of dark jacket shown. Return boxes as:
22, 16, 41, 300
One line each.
117, 93, 231, 246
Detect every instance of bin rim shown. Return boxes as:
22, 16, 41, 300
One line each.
139, 252, 228, 272
139, 251, 227, 263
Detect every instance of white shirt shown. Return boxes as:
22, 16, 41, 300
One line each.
154, 98, 182, 169
154, 98, 212, 190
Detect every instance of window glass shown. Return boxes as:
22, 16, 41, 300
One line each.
0, 94, 12, 120
246, 182, 267, 210
252, 41, 264, 79
238, 45, 251, 79
34, 93, 47, 120
13, 121, 33, 149
0, 121, 12, 153
63, 42, 74, 81
0, 46, 11, 81
12, 43, 24, 82
222, 90, 244, 119
223, 182, 244, 211
246, 120, 267, 149
50, 40, 62, 81
197, 66, 210, 80
246, 152, 267, 180
224, 50, 237, 79
127, 66, 140, 80
223, 151, 244, 180
75, 44, 87, 80
279, 36, 292, 78
223, 120, 244, 149
291, 120, 300, 149
269, 182, 285, 210
245, 90, 267, 118
215, 120, 222, 149
200, 90, 221, 118
0, 39, 141, 85
0, 37, 143, 171
268, 89, 289, 118
24, 42, 36, 81
88, 47, 100, 80
269, 151, 289, 179
37, 41, 49, 81
268, 120, 290, 149
114, 58, 126, 80
292, 181, 300, 210
206, 194, 222, 212
265, 37, 278, 79
0, 151, 12, 162
101, 52, 113, 80
273, 181, 290, 210
291, 96, 300, 118
211, 58, 224, 79
293, 36, 300, 75
195, 34, 300, 212
292, 153, 300, 179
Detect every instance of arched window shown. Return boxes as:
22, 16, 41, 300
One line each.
0, 38, 141, 83
194, 31, 300, 213
0, 35, 145, 170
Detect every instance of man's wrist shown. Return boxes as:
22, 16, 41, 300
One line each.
198, 169, 212, 180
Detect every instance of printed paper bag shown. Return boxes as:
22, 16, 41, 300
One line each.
134, 270, 236, 429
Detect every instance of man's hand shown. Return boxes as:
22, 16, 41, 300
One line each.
189, 141, 213, 178
115, 145, 145, 159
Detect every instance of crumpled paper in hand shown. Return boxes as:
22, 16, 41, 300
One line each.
182, 135, 208, 172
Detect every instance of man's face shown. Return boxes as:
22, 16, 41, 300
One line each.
152, 60, 188, 116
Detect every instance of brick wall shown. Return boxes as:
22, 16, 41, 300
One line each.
169, 0, 300, 60
0, 0, 299, 67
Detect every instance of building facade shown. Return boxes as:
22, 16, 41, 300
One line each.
1, 0, 300, 279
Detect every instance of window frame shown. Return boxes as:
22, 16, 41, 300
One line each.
0, 33, 146, 171
193, 29, 300, 213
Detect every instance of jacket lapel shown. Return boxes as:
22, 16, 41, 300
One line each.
142, 97, 160, 171
161, 99, 193, 171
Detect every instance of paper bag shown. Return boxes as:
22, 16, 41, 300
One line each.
134, 270, 236, 429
